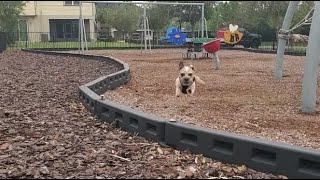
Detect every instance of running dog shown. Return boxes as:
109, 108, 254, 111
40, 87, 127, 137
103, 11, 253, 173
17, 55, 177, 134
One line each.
175, 61, 205, 97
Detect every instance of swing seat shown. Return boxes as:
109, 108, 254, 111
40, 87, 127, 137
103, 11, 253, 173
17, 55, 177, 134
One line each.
202, 38, 221, 53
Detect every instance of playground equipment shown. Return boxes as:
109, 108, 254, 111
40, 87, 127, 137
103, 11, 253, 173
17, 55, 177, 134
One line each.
79, 1, 88, 54
160, 27, 186, 45
223, 24, 244, 45
217, 24, 262, 48
202, 38, 221, 70
138, 10, 152, 52
182, 17, 215, 60
160, 26, 216, 60
275, 1, 318, 113
160, 26, 221, 69
182, 37, 216, 60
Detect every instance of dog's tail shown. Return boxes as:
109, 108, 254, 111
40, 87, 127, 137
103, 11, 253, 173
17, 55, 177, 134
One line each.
195, 76, 205, 85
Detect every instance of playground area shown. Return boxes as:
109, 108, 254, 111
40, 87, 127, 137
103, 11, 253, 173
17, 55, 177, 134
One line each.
79, 48, 320, 150
1, 0, 320, 178
0, 50, 287, 179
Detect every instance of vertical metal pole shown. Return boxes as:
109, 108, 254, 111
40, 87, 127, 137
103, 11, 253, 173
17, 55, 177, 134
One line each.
301, 1, 320, 113
83, 19, 88, 53
80, 1, 84, 54
78, 15, 81, 54
213, 53, 220, 70
78, 3, 81, 54
201, 4, 204, 38
143, 6, 147, 52
274, 1, 299, 80
146, 17, 151, 51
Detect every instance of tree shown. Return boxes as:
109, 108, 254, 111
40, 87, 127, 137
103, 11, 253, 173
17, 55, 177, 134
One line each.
0, 1, 25, 44
217, 1, 290, 41
165, 1, 216, 37
96, 4, 143, 33
147, 5, 172, 31
210, 1, 241, 31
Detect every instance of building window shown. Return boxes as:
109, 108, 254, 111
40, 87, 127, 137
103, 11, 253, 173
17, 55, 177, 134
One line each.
50, 19, 79, 41
64, 1, 80, 6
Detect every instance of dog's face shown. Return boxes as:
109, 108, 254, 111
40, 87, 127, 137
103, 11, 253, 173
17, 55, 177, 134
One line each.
179, 61, 195, 86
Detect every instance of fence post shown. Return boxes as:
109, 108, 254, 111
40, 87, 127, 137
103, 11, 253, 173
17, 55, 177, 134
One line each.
152, 31, 155, 48
25, 32, 28, 49
272, 40, 275, 51
0, 32, 7, 53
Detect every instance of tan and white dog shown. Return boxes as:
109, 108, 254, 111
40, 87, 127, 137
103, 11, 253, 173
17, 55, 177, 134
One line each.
175, 61, 205, 97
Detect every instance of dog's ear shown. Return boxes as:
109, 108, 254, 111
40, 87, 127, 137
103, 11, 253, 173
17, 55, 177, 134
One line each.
190, 64, 195, 71
179, 61, 184, 70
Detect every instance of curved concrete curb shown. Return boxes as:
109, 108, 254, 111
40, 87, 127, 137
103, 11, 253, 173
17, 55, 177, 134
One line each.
22, 49, 320, 179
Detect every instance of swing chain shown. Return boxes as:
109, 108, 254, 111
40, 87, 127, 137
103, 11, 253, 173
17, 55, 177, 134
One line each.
277, 4, 315, 40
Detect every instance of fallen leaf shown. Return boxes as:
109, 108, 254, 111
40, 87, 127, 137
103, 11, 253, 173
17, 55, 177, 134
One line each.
0, 143, 10, 150
0, 169, 7, 174
162, 148, 173, 155
188, 166, 197, 173
157, 147, 164, 155
176, 166, 184, 172
49, 140, 58, 146
211, 162, 222, 169
195, 156, 200, 164
236, 165, 247, 174
195, 155, 206, 164
178, 172, 186, 179
221, 165, 233, 173
96, 167, 106, 175
147, 156, 154, 161
205, 169, 219, 177
32, 169, 40, 178
278, 175, 289, 179
0, 155, 10, 160
40, 166, 49, 175
233, 175, 245, 179
185, 170, 194, 178
202, 157, 207, 164
12, 136, 25, 142
44, 152, 55, 160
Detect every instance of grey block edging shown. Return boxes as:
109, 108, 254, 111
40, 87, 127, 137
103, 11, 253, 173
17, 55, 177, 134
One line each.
22, 48, 319, 179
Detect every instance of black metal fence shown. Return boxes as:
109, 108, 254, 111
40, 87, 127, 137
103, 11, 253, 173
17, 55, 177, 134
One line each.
7, 31, 182, 50
5, 31, 308, 54
258, 41, 307, 54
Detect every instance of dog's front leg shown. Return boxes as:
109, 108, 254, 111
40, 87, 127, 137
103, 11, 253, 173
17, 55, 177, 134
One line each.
188, 83, 196, 96
175, 78, 181, 97
176, 87, 181, 97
